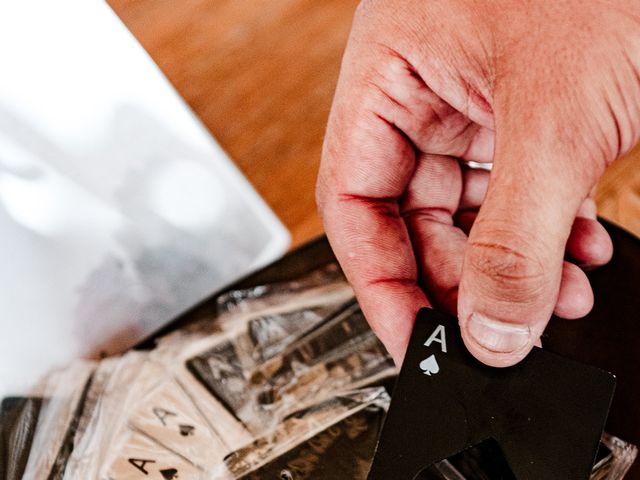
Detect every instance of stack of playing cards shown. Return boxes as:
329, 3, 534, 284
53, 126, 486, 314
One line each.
0, 264, 396, 479
0, 263, 637, 479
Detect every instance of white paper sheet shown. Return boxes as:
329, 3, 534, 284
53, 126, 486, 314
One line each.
0, 0, 289, 397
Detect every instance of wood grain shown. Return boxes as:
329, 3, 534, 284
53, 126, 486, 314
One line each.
107, 0, 640, 247
597, 144, 640, 237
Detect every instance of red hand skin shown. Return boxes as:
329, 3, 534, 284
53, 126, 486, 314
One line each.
317, 0, 639, 367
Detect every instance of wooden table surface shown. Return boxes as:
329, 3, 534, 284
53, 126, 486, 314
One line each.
108, 0, 640, 249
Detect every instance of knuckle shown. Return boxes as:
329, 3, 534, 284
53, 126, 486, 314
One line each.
466, 239, 547, 303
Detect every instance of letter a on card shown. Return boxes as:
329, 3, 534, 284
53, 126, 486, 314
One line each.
425, 325, 447, 353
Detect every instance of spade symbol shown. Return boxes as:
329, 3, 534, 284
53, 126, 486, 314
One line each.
178, 424, 195, 436
420, 355, 440, 376
160, 468, 178, 479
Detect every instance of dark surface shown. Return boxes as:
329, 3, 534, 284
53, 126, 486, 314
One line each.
0, 397, 42, 480
368, 308, 615, 480
545, 221, 640, 478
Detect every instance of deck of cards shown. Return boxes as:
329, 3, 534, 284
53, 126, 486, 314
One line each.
0, 262, 637, 479
0, 264, 397, 479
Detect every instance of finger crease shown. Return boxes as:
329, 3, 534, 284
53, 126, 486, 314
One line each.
367, 80, 411, 116
366, 277, 417, 288
338, 193, 400, 219
372, 112, 416, 151
401, 206, 454, 225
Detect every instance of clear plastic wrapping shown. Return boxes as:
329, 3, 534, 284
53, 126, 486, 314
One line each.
225, 387, 390, 479
402, 433, 638, 480
186, 301, 396, 433
61, 353, 157, 479
591, 433, 638, 480
21, 361, 96, 479
1, 262, 635, 479
215, 264, 349, 319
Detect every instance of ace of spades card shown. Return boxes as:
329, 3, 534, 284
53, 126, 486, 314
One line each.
104, 429, 204, 480
368, 308, 616, 480
128, 379, 225, 471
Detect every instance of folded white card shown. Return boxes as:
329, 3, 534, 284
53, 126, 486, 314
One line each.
0, 0, 289, 397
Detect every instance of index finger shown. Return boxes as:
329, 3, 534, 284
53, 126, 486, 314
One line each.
317, 82, 428, 364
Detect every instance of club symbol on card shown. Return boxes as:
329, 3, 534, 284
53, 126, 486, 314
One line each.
178, 424, 195, 436
420, 355, 440, 376
160, 468, 178, 479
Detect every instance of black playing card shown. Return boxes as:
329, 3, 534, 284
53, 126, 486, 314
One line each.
368, 308, 616, 480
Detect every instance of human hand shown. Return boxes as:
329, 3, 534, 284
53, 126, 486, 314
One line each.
317, 0, 640, 367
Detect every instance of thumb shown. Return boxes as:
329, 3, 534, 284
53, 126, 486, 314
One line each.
458, 115, 599, 367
